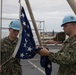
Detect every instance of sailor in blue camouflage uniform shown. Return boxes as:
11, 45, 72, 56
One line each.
38, 15, 76, 75
1, 20, 22, 75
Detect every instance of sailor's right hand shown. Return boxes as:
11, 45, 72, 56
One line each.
38, 47, 49, 56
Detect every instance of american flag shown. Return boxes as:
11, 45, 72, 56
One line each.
12, 6, 52, 75
12, 6, 37, 59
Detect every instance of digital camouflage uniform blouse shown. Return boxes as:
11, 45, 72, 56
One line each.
1, 37, 22, 75
48, 35, 76, 75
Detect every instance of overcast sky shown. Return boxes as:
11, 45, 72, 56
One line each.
1, 0, 76, 32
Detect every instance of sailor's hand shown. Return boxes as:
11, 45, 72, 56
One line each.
38, 47, 49, 56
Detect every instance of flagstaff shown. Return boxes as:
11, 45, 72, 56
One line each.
0, 0, 2, 65
0, 0, 2, 71
67, 0, 76, 15
24, 0, 42, 46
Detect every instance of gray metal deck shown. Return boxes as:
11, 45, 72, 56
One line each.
21, 45, 61, 75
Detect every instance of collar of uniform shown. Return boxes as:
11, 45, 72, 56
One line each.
64, 35, 76, 44
4, 36, 18, 44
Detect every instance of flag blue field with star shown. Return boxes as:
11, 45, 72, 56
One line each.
12, 6, 52, 75
14, 6, 37, 59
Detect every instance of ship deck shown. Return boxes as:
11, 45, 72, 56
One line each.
21, 45, 62, 75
